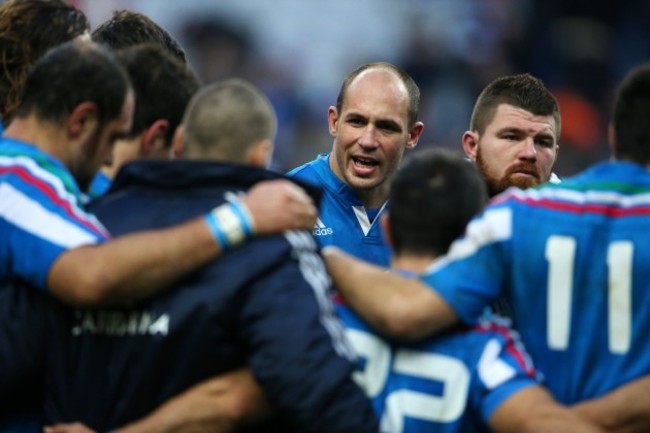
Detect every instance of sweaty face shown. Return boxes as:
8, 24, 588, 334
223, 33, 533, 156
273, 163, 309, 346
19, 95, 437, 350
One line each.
75, 91, 135, 191
329, 68, 422, 208
474, 104, 558, 197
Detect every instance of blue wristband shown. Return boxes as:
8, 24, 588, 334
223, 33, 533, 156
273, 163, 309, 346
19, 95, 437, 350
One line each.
229, 200, 254, 236
204, 202, 253, 250
204, 212, 229, 249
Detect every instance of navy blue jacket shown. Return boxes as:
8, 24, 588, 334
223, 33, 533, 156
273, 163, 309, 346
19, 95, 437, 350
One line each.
0, 160, 378, 433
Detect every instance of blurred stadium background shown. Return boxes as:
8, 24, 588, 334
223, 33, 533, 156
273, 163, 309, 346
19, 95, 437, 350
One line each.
74, 0, 650, 177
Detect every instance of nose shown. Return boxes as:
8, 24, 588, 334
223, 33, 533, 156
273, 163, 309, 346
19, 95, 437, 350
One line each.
518, 137, 537, 161
358, 125, 379, 150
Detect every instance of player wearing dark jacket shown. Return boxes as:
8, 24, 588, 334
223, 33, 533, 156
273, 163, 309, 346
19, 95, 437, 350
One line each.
0, 160, 378, 433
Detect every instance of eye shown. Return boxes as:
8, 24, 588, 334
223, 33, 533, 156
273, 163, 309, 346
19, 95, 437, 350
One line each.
535, 137, 554, 148
345, 114, 367, 127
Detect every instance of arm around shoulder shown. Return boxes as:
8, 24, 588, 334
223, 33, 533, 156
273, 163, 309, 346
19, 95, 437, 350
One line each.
47, 179, 318, 307
573, 375, 650, 433
322, 246, 458, 340
490, 386, 605, 433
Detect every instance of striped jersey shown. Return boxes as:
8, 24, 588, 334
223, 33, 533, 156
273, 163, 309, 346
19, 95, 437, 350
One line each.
0, 138, 108, 290
423, 161, 650, 404
287, 153, 390, 266
335, 296, 538, 433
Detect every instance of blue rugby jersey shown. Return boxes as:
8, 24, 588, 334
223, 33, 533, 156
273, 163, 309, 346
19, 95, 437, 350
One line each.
0, 160, 378, 433
0, 138, 108, 290
85, 170, 112, 200
287, 153, 390, 266
334, 295, 537, 433
423, 161, 650, 404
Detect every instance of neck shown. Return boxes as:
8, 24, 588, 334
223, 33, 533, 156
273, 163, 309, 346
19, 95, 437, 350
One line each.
391, 252, 438, 274
4, 116, 68, 163
357, 185, 389, 209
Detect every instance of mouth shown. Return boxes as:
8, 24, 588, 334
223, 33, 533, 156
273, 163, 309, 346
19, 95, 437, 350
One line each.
511, 171, 537, 179
508, 165, 539, 180
351, 155, 379, 176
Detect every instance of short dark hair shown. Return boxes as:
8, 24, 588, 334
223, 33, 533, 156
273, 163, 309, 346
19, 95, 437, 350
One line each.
470, 73, 561, 141
0, 0, 90, 124
611, 64, 650, 164
92, 9, 186, 64
336, 62, 421, 128
389, 148, 487, 256
14, 39, 131, 129
115, 43, 199, 145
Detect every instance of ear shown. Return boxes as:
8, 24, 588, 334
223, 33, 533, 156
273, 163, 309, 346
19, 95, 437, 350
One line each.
405, 121, 424, 150
327, 106, 339, 137
141, 119, 169, 157
246, 139, 274, 168
67, 101, 99, 142
170, 125, 185, 159
380, 212, 393, 248
461, 130, 479, 161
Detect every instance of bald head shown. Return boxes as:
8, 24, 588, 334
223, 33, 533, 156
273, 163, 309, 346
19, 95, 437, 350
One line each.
181, 78, 277, 166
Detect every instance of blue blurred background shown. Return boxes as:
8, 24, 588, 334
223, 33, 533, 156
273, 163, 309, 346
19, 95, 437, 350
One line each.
76, 0, 650, 177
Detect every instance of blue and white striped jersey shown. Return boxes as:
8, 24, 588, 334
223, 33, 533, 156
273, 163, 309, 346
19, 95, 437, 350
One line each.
0, 138, 108, 290
335, 296, 538, 433
423, 161, 650, 404
287, 153, 390, 266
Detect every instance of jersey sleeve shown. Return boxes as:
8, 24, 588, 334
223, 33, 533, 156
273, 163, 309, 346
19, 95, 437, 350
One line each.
473, 318, 540, 422
421, 205, 514, 325
238, 230, 378, 433
0, 167, 108, 290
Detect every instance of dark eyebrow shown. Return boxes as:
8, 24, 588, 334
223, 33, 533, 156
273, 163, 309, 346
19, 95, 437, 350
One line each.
497, 127, 524, 135
375, 119, 402, 132
344, 112, 366, 121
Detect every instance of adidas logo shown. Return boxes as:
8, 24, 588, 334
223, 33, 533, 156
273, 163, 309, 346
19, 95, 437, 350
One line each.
312, 218, 334, 236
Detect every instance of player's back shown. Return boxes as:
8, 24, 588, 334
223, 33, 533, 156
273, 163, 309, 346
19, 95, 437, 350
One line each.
36, 159, 376, 432
334, 299, 538, 433
501, 161, 650, 403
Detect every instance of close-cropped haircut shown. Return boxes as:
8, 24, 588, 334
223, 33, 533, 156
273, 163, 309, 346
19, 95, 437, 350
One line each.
611, 64, 650, 164
92, 9, 186, 64
183, 78, 277, 163
336, 62, 421, 128
389, 148, 487, 257
0, 0, 90, 125
13, 39, 131, 129
470, 73, 561, 141
115, 43, 199, 145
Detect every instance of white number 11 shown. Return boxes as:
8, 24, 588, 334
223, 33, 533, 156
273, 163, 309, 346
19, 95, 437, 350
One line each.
545, 235, 632, 354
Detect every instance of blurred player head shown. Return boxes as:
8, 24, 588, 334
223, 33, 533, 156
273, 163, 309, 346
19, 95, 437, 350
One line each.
0, 0, 90, 125
176, 78, 277, 167
384, 148, 487, 258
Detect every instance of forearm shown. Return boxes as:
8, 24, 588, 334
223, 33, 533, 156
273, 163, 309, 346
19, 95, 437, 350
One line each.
322, 246, 458, 339
48, 179, 318, 306
573, 376, 650, 433
115, 370, 272, 433
490, 386, 605, 433
48, 217, 220, 306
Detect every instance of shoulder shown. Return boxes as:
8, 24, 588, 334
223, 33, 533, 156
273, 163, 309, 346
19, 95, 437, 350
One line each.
286, 154, 329, 181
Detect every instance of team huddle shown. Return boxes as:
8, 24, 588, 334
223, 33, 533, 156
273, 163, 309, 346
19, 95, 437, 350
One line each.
1, 1, 650, 433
